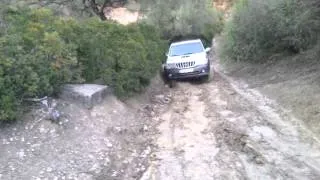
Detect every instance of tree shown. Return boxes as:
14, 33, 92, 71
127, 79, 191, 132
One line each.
0, 0, 128, 20
138, 0, 223, 44
220, 0, 320, 62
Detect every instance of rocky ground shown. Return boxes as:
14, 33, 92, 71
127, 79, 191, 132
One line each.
1, 44, 320, 180
0, 78, 171, 180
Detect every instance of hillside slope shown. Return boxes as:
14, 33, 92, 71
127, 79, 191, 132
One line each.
218, 44, 320, 136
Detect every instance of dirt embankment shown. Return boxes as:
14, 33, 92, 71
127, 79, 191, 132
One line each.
217, 45, 320, 137
104, 7, 140, 25
0, 76, 172, 180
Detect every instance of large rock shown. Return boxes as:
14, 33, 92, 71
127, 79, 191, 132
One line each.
60, 84, 111, 108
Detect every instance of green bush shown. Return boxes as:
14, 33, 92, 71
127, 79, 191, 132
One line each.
141, 0, 224, 45
221, 0, 320, 62
57, 18, 166, 97
0, 7, 166, 121
0, 7, 81, 121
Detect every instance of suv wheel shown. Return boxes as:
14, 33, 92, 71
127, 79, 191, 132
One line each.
160, 66, 169, 84
168, 80, 176, 88
203, 75, 209, 82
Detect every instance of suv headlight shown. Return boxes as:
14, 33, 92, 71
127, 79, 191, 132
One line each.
196, 58, 209, 66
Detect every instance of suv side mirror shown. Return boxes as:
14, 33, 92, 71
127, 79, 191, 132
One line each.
205, 47, 211, 53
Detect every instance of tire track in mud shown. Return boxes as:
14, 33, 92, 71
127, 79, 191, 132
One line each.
141, 82, 220, 180
141, 70, 320, 180
141, 76, 248, 180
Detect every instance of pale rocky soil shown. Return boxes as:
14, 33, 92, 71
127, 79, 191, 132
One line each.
1, 42, 320, 180
104, 7, 140, 25
0, 75, 173, 180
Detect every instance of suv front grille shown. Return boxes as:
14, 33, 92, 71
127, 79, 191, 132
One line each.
176, 61, 195, 69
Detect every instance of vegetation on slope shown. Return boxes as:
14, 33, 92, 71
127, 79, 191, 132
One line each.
220, 0, 320, 63
139, 0, 224, 45
0, 7, 165, 121
0, 0, 225, 121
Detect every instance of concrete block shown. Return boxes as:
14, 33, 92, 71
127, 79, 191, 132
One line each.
60, 84, 110, 108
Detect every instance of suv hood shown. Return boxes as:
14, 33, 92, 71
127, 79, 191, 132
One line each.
167, 52, 207, 66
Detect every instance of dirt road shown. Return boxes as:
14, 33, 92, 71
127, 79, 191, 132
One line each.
141, 61, 320, 179
1, 52, 320, 179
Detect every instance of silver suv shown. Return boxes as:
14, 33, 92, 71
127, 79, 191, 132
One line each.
163, 39, 211, 83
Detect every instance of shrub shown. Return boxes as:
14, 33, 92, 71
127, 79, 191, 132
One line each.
0, 7, 166, 121
57, 18, 166, 97
0, 7, 81, 121
221, 0, 320, 62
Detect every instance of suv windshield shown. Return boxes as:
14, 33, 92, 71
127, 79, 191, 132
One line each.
169, 42, 204, 56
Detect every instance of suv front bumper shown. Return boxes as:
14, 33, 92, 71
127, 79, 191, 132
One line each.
164, 64, 210, 80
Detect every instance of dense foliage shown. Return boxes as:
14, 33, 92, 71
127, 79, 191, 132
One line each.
0, 7, 165, 121
2, 0, 224, 44
0, 7, 81, 121
71, 20, 165, 97
0, 0, 223, 121
139, 0, 224, 45
221, 0, 320, 62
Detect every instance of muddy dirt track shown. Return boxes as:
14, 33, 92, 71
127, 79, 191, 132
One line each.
141, 62, 320, 179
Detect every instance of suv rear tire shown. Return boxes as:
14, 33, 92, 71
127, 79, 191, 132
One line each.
168, 80, 176, 88
203, 75, 209, 82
